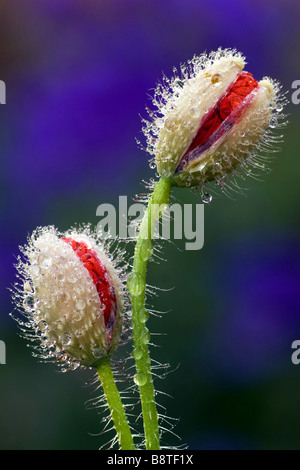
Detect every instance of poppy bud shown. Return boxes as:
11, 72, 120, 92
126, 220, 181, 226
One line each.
12, 226, 124, 370
142, 48, 286, 189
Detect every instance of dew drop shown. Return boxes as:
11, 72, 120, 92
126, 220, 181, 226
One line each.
132, 348, 143, 361
140, 239, 153, 261
38, 320, 48, 331
139, 308, 150, 324
213, 162, 222, 173
23, 295, 35, 312
142, 328, 151, 345
175, 78, 184, 88
31, 264, 40, 276
134, 372, 148, 387
69, 275, 78, 284
149, 161, 156, 170
23, 281, 32, 292
92, 347, 103, 359
190, 106, 200, 118
127, 272, 144, 297
73, 311, 82, 322
202, 193, 212, 204
76, 299, 86, 310
56, 350, 66, 360
269, 116, 278, 128
61, 334, 72, 347
40, 257, 52, 269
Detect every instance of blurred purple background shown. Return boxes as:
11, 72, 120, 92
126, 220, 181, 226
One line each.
0, 0, 300, 449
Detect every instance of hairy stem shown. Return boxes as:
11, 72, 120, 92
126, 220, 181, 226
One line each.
96, 356, 135, 450
128, 176, 173, 450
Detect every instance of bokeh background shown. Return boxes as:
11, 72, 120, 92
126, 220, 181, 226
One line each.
0, 0, 300, 450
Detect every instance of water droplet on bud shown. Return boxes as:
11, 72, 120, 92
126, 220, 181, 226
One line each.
92, 347, 103, 359
202, 193, 212, 204
61, 334, 72, 346
23, 281, 32, 292
31, 264, 40, 276
270, 116, 278, 128
73, 311, 82, 322
38, 320, 48, 331
190, 106, 200, 118
76, 299, 86, 310
23, 295, 35, 312
40, 257, 52, 269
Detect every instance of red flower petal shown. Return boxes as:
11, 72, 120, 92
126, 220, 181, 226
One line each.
177, 72, 258, 171
62, 237, 117, 327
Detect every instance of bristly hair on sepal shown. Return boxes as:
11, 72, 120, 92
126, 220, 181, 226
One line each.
139, 48, 288, 203
10, 224, 131, 373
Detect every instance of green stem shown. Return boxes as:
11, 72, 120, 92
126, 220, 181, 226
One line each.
128, 176, 173, 450
96, 356, 135, 450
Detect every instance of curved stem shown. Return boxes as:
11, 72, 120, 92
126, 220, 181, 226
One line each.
96, 356, 135, 450
128, 177, 173, 450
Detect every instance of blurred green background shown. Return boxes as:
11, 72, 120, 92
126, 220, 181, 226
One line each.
0, 0, 300, 449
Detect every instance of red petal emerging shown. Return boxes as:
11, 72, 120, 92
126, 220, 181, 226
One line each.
62, 237, 117, 327
176, 72, 258, 172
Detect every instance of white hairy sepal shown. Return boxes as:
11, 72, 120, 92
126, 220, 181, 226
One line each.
14, 226, 124, 369
142, 48, 286, 192
173, 78, 278, 187
144, 49, 245, 177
